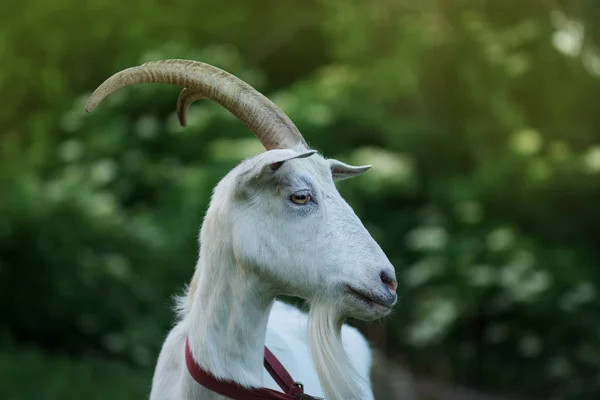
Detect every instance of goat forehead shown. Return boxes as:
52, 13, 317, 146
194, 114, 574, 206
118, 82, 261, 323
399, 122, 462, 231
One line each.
219, 152, 336, 199
290, 156, 335, 188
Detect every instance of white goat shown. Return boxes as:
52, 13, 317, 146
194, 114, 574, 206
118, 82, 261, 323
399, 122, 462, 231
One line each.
85, 60, 398, 400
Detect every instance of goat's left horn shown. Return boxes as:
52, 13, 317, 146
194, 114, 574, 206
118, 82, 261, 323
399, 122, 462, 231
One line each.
85, 59, 308, 151
176, 88, 207, 127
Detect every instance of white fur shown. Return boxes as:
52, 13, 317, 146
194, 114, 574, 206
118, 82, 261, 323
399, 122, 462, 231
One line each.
152, 301, 374, 400
149, 147, 395, 400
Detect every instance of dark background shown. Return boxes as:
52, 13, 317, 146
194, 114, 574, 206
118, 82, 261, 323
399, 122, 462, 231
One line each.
1, 1, 599, 399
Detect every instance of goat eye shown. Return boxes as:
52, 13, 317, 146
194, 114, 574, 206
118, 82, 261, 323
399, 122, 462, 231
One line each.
290, 193, 311, 205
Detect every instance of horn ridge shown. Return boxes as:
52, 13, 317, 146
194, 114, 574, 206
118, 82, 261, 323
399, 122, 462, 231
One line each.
85, 59, 308, 151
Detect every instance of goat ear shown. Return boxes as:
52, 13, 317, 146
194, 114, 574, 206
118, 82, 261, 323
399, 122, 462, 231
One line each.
329, 159, 371, 181
239, 149, 317, 186
236, 149, 317, 197
265, 149, 317, 172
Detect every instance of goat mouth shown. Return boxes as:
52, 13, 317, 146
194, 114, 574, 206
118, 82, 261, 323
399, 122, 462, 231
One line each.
345, 285, 391, 311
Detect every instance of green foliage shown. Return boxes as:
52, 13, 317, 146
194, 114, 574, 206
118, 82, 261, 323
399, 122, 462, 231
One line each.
0, 341, 150, 399
2, 1, 600, 399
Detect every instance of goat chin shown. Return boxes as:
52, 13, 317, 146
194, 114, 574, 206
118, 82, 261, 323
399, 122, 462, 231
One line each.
308, 298, 368, 400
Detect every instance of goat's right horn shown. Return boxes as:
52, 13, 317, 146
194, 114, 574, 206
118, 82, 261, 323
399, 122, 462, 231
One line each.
85, 59, 308, 151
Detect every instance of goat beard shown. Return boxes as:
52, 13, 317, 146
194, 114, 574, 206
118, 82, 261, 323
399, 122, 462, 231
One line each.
307, 297, 369, 400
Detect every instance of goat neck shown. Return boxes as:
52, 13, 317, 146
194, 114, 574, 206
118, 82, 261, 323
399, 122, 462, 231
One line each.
183, 220, 276, 394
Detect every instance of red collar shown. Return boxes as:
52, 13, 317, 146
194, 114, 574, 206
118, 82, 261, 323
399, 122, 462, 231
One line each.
185, 338, 322, 399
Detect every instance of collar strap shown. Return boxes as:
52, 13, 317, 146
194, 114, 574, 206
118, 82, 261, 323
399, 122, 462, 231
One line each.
185, 338, 320, 400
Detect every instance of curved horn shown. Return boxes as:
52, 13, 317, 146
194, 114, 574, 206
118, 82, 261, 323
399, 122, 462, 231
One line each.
176, 88, 207, 127
85, 59, 308, 150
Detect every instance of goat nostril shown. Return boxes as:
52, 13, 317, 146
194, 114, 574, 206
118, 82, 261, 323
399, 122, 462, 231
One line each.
380, 270, 397, 294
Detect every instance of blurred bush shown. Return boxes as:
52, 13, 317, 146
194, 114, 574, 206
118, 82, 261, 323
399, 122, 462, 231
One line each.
1, 1, 600, 399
